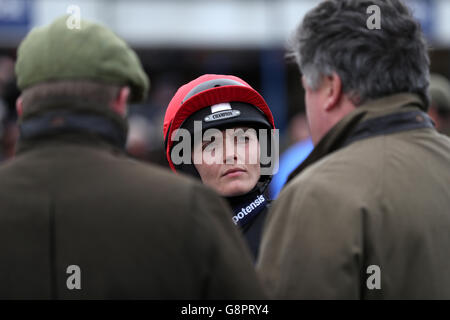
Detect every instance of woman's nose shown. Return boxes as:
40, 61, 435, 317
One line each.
223, 137, 238, 164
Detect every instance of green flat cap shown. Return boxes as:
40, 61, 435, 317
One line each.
15, 15, 149, 103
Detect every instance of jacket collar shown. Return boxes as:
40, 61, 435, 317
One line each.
16, 111, 128, 156
15, 97, 129, 155
287, 93, 427, 183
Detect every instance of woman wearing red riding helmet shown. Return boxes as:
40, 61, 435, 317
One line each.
163, 74, 277, 260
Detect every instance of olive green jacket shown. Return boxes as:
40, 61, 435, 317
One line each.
257, 93, 450, 299
0, 131, 265, 299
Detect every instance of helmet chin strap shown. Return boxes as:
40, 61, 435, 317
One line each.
258, 176, 272, 195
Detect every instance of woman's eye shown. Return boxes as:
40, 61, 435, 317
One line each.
202, 141, 211, 150
236, 136, 250, 143
202, 138, 217, 150
202, 135, 217, 150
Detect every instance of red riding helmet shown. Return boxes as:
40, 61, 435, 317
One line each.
164, 74, 275, 175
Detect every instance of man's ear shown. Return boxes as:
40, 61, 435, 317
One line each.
323, 72, 342, 112
16, 97, 23, 117
111, 86, 130, 117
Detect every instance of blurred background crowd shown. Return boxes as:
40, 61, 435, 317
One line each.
1, 0, 450, 198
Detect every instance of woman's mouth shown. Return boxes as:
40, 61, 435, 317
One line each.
222, 168, 246, 178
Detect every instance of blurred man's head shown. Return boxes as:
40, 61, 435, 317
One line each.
14, 15, 149, 121
428, 73, 450, 136
290, 0, 430, 144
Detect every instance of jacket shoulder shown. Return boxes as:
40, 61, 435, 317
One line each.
286, 137, 385, 204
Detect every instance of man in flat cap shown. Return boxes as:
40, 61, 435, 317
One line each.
258, 0, 450, 299
0, 16, 265, 299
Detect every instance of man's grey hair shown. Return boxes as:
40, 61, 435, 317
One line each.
288, 0, 430, 107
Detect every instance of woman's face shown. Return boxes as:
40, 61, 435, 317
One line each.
193, 127, 261, 197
